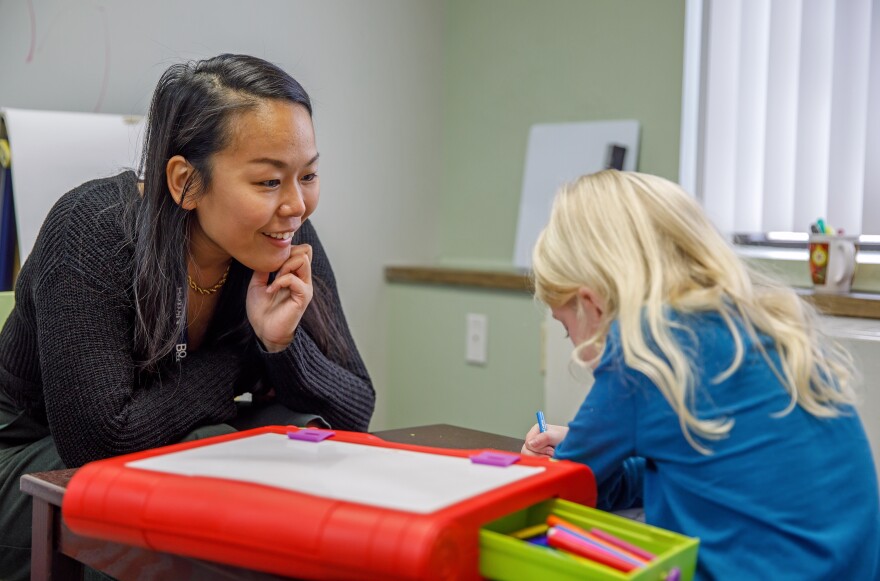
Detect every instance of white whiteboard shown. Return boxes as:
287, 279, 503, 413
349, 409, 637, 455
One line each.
1, 108, 145, 262
127, 433, 544, 514
513, 120, 640, 268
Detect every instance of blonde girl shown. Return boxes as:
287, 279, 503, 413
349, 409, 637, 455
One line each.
522, 170, 879, 580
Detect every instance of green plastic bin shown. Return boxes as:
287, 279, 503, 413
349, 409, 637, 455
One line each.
480, 498, 698, 580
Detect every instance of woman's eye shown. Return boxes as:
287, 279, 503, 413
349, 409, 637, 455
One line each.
260, 179, 282, 188
302, 173, 318, 183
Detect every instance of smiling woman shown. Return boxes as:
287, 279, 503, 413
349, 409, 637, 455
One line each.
0, 54, 375, 581
167, 100, 322, 353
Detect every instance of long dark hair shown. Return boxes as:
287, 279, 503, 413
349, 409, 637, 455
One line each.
128, 54, 344, 372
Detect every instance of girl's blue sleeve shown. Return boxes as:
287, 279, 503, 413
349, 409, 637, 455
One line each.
598, 457, 645, 510
553, 330, 645, 511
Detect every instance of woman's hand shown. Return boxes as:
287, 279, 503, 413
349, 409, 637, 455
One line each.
247, 244, 313, 352
521, 423, 569, 458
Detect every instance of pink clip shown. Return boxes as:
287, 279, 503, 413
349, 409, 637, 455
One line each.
470, 451, 520, 467
287, 429, 335, 442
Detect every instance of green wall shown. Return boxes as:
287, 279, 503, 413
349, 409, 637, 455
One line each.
440, 0, 686, 265
383, 1, 687, 435
385, 284, 544, 438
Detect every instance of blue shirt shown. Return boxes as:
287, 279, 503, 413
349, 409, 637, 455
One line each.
554, 311, 880, 580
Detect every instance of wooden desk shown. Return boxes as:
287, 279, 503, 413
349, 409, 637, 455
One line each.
20, 424, 523, 581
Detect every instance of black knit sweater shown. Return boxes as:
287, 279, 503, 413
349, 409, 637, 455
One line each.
0, 172, 374, 467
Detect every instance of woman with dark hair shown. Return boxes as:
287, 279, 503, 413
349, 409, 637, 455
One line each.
0, 54, 374, 580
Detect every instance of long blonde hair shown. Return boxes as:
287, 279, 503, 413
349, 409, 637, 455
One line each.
532, 170, 857, 452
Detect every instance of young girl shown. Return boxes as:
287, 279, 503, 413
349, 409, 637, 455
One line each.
522, 170, 879, 579
0, 54, 374, 580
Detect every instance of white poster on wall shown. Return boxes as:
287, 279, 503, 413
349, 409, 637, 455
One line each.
2, 108, 145, 263
513, 120, 640, 269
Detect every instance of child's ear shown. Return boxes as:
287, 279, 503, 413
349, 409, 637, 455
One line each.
575, 286, 605, 319
166, 155, 198, 210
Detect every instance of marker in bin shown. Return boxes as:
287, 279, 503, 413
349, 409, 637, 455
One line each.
811, 218, 838, 236
547, 515, 652, 564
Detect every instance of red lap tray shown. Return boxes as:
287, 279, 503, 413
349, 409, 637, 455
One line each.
63, 426, 596, 580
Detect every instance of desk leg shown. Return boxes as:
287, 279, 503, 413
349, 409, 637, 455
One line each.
30, 498, 83, 581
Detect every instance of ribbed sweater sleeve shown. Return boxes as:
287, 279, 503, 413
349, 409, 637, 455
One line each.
0, 174, 376, 465
262, 221, 375, 432
27, 178, 239, 467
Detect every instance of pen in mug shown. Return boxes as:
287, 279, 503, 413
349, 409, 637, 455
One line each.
536, 410, 547, 433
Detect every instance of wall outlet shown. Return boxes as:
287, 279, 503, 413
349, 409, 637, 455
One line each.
466, 313, 488, 365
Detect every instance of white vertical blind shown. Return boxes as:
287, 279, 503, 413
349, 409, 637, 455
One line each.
866, 1, 880, 235
678, 0, 705, 198
791, 0, 835, 233
762, 0, 802, 231
826, 0, 872, 235
734, 0, 770, 232
685, 0, 880, 236
701, 0, 741, 235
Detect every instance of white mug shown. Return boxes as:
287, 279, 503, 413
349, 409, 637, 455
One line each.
809, 235, 858, 293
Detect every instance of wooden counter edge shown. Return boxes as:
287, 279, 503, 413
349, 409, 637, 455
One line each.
797, 289, 880, 320
386, 266, 880, 320
385, 265, 533, 293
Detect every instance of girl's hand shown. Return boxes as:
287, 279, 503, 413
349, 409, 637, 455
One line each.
521, 423, 569, 458
247, 244, 313, 352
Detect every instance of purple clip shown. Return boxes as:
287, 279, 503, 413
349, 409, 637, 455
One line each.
470, 451, 521, 467
665, 568, 682, 581
287, 429, 335, 442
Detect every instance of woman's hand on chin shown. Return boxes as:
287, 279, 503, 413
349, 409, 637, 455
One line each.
247, 243, 313, 352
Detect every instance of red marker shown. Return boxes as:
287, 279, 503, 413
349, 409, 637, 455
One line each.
547, 527, 638, 572
547, 515, 651, 563
591, 526, 656, 561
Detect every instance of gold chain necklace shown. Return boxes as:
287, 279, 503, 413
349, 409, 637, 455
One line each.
187, 264, 230, 295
